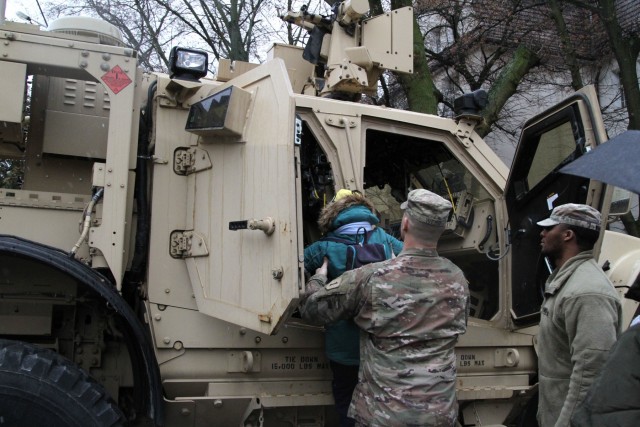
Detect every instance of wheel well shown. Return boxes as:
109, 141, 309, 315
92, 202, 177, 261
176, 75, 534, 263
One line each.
0, 235, 163, 425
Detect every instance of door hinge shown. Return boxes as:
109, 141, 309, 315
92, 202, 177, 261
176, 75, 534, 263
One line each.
169, 230, 209, 259
173, 147, 212, 175
454, 117, 481, 148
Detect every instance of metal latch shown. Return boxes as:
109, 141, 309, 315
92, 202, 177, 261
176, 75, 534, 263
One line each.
173, 147, 212, 175
229, 217, 276, 235
169, 230, 209, 258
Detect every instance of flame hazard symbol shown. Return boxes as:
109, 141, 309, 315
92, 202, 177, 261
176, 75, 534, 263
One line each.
101, 65, 132, 94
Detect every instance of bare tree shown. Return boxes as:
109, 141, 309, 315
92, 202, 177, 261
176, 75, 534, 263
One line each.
149, 0, 279, 62
47, 0, 187, 71
44, 0, 317, 71
547, 0, 584, 90
367, 1, 545, 133
562, 0, 640, 130
578, 0, 639, 235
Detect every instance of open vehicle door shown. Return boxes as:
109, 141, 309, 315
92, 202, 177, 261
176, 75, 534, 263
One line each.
505, 86, 609, 326
182, 60, 303, 335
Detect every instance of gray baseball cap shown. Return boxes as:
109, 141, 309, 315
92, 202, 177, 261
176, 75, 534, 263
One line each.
400, 189, 452, 227
537, 203, 601, 231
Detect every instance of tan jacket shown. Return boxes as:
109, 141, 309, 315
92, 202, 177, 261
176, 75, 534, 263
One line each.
537, 251, 622, 427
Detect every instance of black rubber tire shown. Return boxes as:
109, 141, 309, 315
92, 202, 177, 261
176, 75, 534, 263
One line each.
0, 339, 126, 427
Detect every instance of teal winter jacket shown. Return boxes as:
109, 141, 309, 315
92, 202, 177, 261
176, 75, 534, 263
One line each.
304, 196, 403, 365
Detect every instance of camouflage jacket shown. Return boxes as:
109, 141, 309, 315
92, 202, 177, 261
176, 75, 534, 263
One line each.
300, 248, 469, 426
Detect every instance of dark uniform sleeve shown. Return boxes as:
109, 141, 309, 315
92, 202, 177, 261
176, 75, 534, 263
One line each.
299, 268, 371, 326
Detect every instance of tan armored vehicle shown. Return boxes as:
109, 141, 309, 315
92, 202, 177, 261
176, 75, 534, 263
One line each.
1, 1, 639, 425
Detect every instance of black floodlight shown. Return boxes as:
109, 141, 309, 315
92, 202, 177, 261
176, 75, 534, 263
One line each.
453, 89, 488, 118
169, 47, 208, 80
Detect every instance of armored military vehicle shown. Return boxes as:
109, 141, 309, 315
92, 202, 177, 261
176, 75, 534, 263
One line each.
1, 0, 639, 425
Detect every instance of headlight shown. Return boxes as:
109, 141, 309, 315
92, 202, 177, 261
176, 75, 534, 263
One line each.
169, 47, 208, 80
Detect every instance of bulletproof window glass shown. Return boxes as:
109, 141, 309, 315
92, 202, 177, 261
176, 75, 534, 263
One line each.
526, 122, 576, 191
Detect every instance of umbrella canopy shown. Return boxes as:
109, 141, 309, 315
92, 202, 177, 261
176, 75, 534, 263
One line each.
560, 130, 640, 194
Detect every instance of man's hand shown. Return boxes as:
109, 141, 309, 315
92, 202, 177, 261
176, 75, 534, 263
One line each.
301, 257, 329, 303
316, 257, 329, 276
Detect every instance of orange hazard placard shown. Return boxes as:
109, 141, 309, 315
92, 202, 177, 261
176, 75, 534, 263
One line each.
101, 65, 132, 94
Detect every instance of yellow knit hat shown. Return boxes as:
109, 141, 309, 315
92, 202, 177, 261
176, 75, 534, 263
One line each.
333, 189, 353, 202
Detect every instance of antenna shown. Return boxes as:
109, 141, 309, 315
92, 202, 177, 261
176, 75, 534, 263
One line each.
35, 0, 48, 27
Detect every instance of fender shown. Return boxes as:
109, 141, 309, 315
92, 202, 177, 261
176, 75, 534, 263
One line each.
600, 230, 640, 328
0, 234, 164, 426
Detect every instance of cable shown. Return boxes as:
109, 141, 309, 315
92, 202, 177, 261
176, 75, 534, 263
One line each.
436, 163, 456, 214
69, 187, 104, 257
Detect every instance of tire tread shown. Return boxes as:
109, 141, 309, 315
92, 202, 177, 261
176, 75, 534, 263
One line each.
0, 339, 126, 426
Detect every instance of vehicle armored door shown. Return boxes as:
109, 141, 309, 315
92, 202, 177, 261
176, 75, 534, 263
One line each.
505, 86, 608, 325
183, 60, 303, 335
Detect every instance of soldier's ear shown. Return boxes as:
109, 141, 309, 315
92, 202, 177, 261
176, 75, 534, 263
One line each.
401, 215, 409, 232
562, 227, 575, 242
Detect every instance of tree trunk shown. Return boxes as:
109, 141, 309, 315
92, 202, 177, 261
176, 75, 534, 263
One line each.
547, 0, 583, 90
596, 0, 640, 130
476, 44, 540, 137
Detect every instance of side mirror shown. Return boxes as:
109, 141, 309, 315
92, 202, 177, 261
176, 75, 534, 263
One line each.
609, 186, 632, 216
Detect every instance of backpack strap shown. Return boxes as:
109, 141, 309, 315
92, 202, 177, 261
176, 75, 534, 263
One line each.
319, 235, 354, 245
320, 228, 376, 246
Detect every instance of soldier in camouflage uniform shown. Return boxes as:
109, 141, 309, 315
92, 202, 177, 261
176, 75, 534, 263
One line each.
300, 189, 470, 426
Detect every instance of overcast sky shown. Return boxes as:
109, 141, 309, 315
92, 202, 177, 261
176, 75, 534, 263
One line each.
3, 0, 46, 26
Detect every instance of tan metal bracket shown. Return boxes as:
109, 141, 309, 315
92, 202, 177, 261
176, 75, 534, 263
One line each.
173, 147, 212, 175
169, 230, 209, 259
324, 115, 361, 189
454, 116, 481, 148
494, 348, 520, 367
324, 115, 357, 128
227, 351, 261, 373
159, 79, 202, 108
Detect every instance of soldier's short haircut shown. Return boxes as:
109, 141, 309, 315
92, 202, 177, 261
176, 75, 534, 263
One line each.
405, 213, 445, 244
566, 225, 599, 251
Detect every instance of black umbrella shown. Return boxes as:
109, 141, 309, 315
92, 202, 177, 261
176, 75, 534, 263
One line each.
560, 130, 640, 194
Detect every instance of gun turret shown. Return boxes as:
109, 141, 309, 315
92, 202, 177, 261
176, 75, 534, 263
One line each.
281, 1, 413, 97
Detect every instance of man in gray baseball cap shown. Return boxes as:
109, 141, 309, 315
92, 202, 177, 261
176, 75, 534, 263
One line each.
536, 203, 601, 232
536, 203, 621, 427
